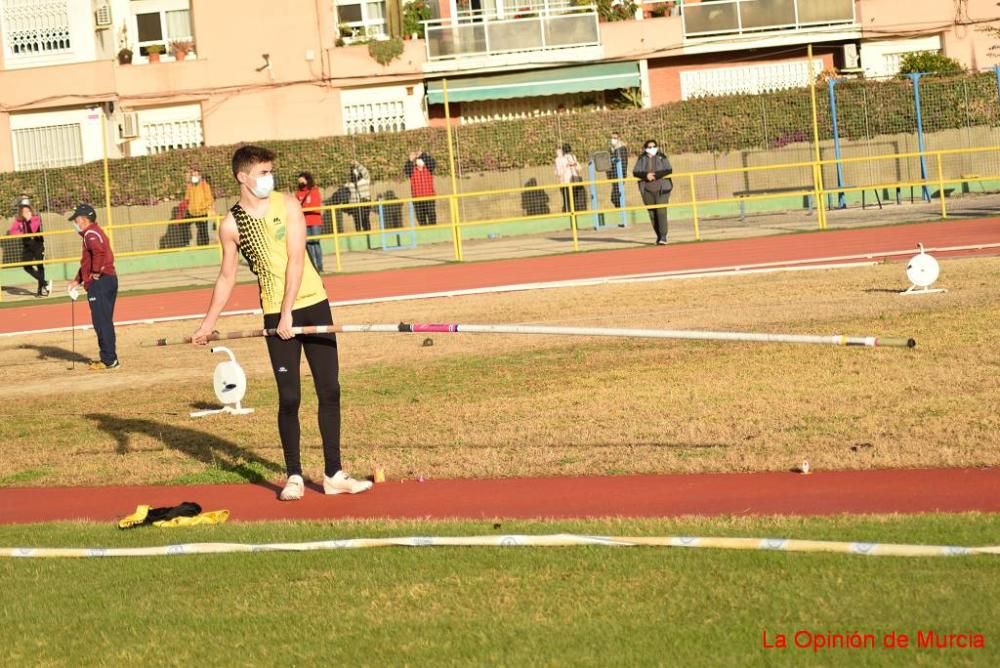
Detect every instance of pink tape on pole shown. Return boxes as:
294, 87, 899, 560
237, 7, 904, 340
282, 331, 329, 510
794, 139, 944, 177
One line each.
410, 323, 459, 333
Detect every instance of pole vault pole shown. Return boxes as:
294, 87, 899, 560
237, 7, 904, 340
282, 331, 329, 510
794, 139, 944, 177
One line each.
146, 323, 916, 349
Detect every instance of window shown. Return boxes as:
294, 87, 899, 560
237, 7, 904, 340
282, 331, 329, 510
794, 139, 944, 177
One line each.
131, 0, 192, 57
12, 123, 83, 171
0, 0, 71, 58
460, 93, 606, 124
344, 99, 406, 134
337, 0, 386, 40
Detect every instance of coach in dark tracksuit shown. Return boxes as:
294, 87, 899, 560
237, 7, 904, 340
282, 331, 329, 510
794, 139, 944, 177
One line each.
632, 139, 673, 245
67, 204, 120, 370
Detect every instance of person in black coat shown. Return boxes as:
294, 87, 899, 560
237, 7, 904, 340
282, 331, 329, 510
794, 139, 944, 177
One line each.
632, 139, 673, 245
607, 132, 629, 209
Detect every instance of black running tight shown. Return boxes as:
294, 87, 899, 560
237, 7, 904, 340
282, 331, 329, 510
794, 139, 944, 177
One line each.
263, 299, 341, 477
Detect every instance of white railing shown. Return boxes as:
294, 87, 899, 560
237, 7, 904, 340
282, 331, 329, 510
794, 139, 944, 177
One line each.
677, 0, 855, 38
424, 6, 600, 62
0, 0, 72, 59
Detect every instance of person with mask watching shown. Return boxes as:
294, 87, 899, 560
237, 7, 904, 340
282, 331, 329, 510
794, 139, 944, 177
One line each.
184, 166, 216, 247
296, 171, 324, 272
632, 139, 673, 245
191, 145, 372, 502
67, 204, 119, 369
8, 202, 51, 297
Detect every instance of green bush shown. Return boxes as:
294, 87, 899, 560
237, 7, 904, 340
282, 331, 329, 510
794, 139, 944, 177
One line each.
3, 73, 997, 210
898, 52, 966, 78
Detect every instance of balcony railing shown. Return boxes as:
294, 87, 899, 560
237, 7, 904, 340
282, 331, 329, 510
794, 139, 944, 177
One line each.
423, 6, 600, 62
680, 0, 855, 39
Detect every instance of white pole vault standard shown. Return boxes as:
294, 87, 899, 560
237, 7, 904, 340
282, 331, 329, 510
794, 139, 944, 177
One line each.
149, 323, 916, 349
1, 534, 995, 559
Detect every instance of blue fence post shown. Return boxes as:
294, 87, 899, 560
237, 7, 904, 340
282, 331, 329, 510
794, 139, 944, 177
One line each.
615, 159, 628, 227
378, 200, 391, 250
908, 72, 932, 202
828, 78, 846, 209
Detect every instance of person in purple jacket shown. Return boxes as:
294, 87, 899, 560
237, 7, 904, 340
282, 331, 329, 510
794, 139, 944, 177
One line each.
8, 203, 50, 297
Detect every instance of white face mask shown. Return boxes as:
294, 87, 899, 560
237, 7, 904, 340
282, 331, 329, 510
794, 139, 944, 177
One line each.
249, 173, 274, 198
646, 147, 658, 157
191, 175, 201, 184
415, 158, 425, 169
610, 138, 620, 148
72, 221, 83, 234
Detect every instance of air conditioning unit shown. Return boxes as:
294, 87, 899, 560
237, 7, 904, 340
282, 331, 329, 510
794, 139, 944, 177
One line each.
842, 43, 861, 70
119, 112, 139, 140
94, 4, 112, 29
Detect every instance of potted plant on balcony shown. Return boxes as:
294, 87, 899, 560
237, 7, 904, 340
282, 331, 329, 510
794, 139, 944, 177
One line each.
402, 0, 431, 40
170, 39, 193, 60
146, 43, 165, 63
117, 47, 133, 65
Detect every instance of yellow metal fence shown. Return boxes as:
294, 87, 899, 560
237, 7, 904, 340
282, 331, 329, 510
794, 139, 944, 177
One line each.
3, 144, 999, 300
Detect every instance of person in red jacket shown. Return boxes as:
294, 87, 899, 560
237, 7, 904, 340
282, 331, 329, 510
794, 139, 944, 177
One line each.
404, 150, 437, 226
296, 171, 324, 272
67, 204, 119, 370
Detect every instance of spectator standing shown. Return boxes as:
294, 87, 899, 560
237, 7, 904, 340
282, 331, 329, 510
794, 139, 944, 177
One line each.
632, 139, 673, 245
8, 203, 50, 297
404, 150, 437, 226
554, 143, 585, 213
607, 132, 629, 209
67, 204, 119, 369
184, 167, 216, 246
296, 171, 324, 273
346, 160, 372, 232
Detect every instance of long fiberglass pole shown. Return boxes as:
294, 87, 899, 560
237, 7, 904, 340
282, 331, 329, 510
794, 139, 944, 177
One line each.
148, 323, 916, 349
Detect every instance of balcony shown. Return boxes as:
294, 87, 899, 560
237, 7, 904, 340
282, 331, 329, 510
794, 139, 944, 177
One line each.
681, 0, 855, 39
423, 6, 601, 66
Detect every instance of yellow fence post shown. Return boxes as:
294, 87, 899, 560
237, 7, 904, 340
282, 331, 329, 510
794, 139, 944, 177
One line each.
688, 173, 701, 241
810, 162, 825, 230
936, 153, 948, 219
332, 206, 343, 272
442, 80, 463, 262
569, 182, 579, 252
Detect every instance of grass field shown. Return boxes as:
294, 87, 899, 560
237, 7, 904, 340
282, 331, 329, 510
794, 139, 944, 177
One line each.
1, 514, 997, 665
1, 256, 998, 487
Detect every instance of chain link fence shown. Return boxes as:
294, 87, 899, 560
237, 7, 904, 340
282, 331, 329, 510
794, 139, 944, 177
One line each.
4, 68, 1000, 297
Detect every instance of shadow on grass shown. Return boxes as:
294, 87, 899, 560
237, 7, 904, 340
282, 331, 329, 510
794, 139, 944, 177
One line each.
19, 343, 90, 364
85, 413, 282, 490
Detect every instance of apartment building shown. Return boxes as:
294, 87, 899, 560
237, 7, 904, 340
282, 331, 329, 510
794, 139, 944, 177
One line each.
1, 0, 998, 172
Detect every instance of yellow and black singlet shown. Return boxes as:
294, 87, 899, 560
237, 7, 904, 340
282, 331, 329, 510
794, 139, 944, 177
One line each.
231, 192, 327, 315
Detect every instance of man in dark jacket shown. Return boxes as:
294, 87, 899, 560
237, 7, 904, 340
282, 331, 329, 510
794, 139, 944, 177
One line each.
632, 139, 673, 245
607, 132, 629, 209
67, 204, 119, 369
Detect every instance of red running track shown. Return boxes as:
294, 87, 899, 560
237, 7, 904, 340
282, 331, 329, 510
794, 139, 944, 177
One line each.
1, 469, 997, 524
2, 219, 999, 524
2, 218, 999, 334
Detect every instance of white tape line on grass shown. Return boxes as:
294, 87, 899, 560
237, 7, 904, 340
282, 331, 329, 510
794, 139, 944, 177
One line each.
2, 534, 998, 559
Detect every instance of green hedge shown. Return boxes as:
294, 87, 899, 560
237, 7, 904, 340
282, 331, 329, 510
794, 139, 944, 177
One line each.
3, 72, 996, 210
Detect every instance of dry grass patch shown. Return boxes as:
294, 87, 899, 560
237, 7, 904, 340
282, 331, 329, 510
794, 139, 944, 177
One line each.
0, 256, 998, 486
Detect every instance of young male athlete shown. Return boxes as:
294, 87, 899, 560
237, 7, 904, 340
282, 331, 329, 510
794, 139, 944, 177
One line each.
192, 145, 372, 501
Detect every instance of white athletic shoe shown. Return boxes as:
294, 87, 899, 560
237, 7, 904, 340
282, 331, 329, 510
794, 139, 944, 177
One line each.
323, 470, 373, 495
279, 474, 305, 501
